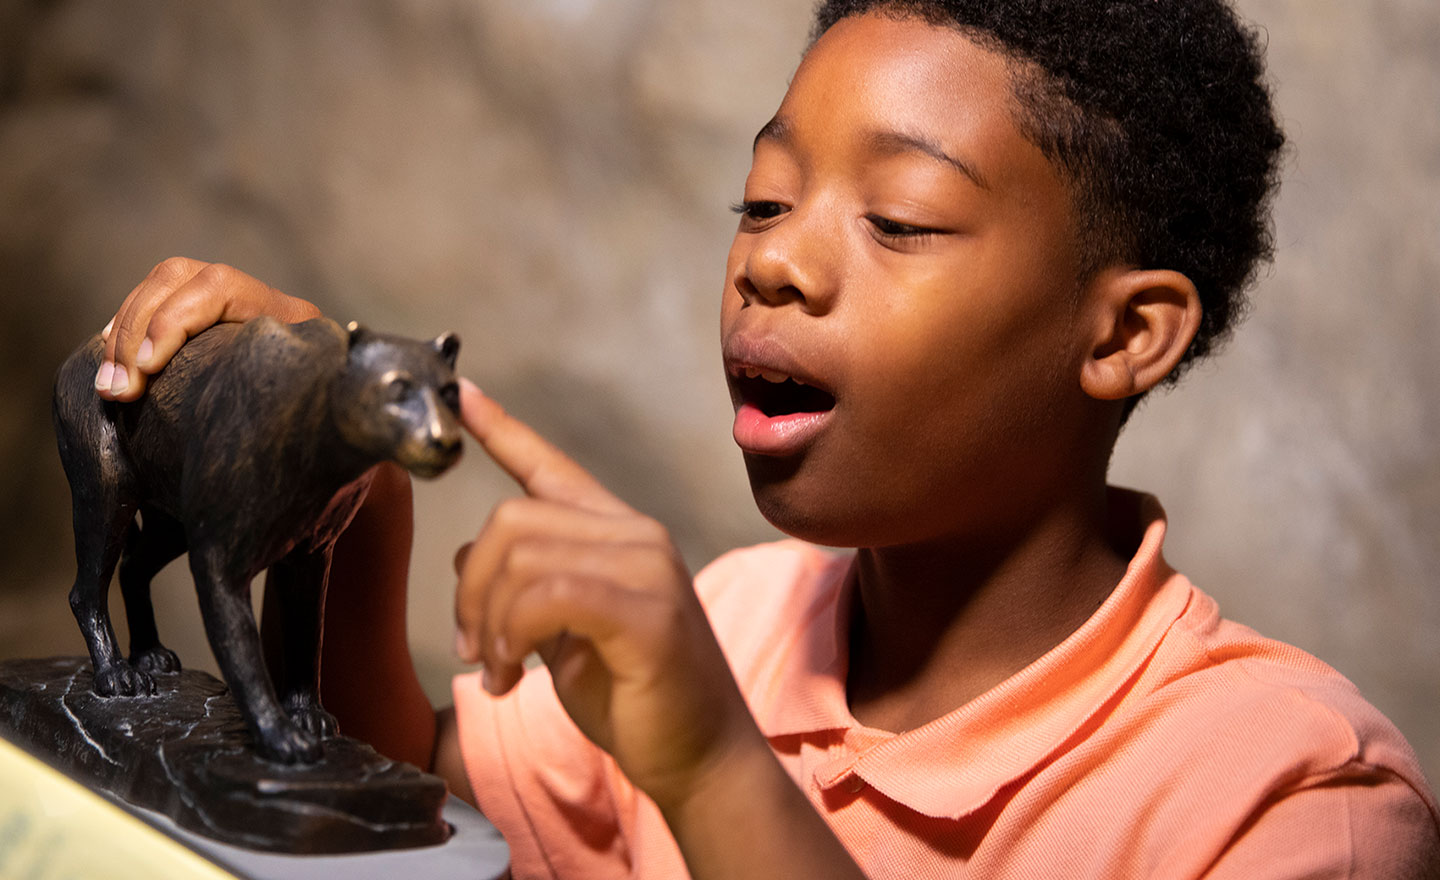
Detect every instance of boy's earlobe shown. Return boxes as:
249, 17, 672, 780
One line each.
1079, 269, 1202, 401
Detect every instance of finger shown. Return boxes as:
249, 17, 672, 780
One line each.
458, 378, 630, 515
150, 267, 319, 372
104, 257, 202, 364
137, 266, 273, 377
493, 574, 663, 694
107, 263, 319, 402
453, 541, 473, 576
479, 653, 528, 697
477, 574, 626, 699
477, 537, 675, 681
453, 498, 663, 661
101, 257, 205, 399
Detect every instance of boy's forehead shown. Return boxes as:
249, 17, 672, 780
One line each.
761, 13, 1031, 187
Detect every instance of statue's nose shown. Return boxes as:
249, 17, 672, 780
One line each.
432, 433, 461, 457
428, 419, 462, 458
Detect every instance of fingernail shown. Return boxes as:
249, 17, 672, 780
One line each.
494, 634, 512, 664
109, 365, 129, 395
95, 361, 114, 391
481, 668, 499, 695
455, 628, 474, 661
459, 376, 483, 397
136, 337, 153, 367
102, 318, 114, 339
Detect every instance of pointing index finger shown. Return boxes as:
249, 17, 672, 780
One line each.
459, 378, 631, 515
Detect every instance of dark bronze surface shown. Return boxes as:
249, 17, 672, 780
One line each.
0, 657, 451, 854
50, 317, 462, 766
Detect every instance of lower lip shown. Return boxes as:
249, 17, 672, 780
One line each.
732, 402, 832, 456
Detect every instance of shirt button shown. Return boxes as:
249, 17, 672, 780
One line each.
845, 774, 866, 794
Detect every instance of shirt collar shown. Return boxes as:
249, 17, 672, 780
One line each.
752, 489, 1195, 820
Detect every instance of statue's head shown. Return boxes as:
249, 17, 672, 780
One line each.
332, 323, 463, 478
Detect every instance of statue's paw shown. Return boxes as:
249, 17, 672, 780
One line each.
131, 646, 181, 675
92, 662, 157, 697
284, 699, 339, 739
256, 721, 324, 765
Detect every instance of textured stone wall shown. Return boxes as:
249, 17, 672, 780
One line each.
1, 0, 1435, 785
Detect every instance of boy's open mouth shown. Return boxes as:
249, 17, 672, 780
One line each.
733, 367, 837, 417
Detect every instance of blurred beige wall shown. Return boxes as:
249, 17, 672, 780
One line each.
1, 0, 1435, 787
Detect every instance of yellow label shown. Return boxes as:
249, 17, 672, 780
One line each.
0, 737, 238, 880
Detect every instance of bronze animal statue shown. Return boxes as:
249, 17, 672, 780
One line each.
52, 317, 463, 763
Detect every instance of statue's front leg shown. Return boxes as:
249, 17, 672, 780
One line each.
189, 548, 322, 764
264, 546, 338, 740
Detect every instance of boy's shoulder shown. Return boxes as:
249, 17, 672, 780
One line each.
1051, 584, 1440, 873
1140, 588, 1439, 809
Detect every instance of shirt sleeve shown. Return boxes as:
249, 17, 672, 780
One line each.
1204, 765, 1440, 879
452, 667, 691, 880
453, 667, 629, 879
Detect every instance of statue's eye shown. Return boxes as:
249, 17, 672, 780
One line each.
387, 375, 414, 402
439, 382, 460, 414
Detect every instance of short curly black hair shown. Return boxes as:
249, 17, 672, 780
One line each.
811, 0, 1286, 384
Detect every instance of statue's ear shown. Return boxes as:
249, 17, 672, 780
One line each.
346, 321, 368, 349
432, 332, 460, 370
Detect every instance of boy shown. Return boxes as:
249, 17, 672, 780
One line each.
95, 0, 1439, 877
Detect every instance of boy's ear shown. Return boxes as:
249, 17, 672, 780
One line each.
1079, 268, 1202, 401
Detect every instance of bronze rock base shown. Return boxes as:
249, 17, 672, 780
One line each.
0, 656, 450, 854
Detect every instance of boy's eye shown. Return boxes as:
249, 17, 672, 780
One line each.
730, 200, 787, 227
866, 214, 938, 240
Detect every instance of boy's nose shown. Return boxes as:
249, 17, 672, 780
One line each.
733, 209, 838, 314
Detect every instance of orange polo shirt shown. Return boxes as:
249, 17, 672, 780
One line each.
454, 491, 1440, 878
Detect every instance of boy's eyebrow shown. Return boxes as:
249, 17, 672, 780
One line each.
865, 130, 991, 191
753, 116, 790, 151
753, 116, 990, 191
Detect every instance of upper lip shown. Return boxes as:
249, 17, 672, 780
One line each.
722, 331, 833, 395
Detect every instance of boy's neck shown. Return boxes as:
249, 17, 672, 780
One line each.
845, 482, 1130, 735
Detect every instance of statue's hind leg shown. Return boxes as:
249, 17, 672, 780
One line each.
66, 489, 154, 696
119, 505, 187, 675
53, 346, 152, 695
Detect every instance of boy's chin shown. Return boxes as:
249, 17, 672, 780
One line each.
744, 456, 862, 548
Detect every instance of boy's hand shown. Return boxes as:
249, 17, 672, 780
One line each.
96, 257, 321, 401
453, 378, 767, 811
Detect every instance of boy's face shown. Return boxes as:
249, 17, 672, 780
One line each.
721, 12, 1099, 548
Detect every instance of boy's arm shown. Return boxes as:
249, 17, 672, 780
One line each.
432, 705, 476, 805
305, 461, 443, 774
304, 461, 476, 805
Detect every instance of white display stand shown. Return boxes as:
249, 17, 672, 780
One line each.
0, 736, 509, 880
